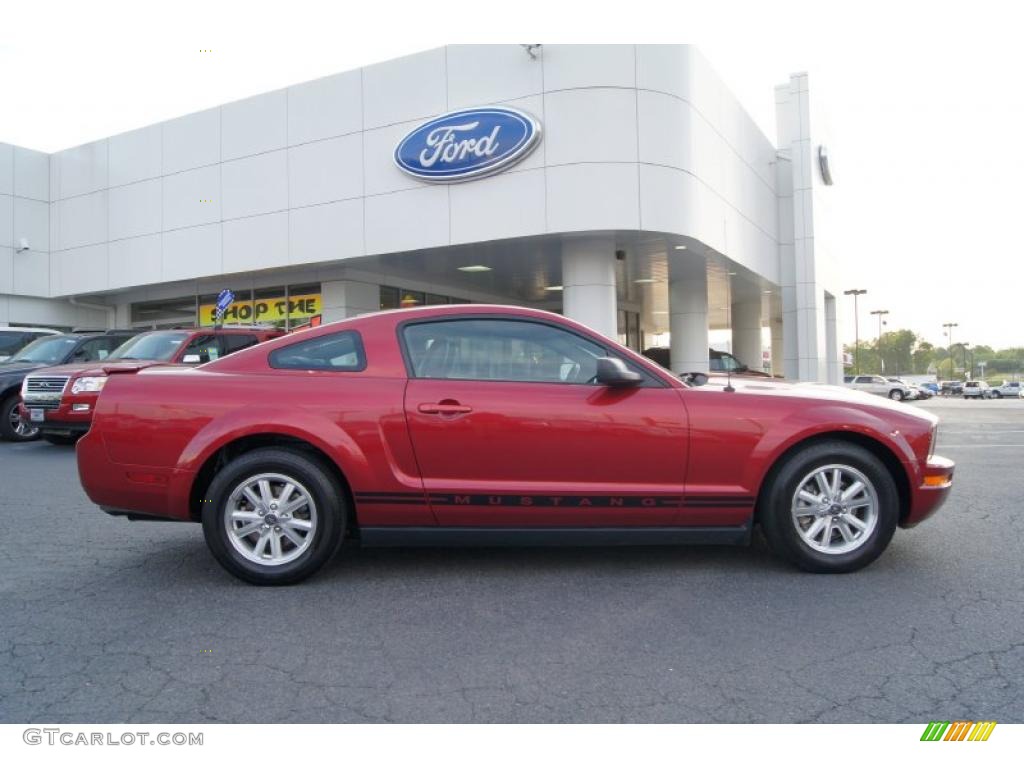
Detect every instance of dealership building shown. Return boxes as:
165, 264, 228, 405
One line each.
0, 44, 842, 381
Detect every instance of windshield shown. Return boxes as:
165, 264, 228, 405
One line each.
9, 336, 79, 364
111, 331, 190, 361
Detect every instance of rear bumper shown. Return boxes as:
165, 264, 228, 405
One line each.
902, 454, 955, 527
77, 428, 195, 522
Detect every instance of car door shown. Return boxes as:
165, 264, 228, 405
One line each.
400, 317, 689, 527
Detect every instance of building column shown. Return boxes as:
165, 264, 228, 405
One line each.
730, 284, 763, 372
561, 236, 617, 339
321, 280, 379, 323
669, 256, 708, 373
824, 293, 840, 384
770, 316, 784, 376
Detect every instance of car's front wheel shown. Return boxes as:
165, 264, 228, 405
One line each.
888, 389, 904, 401
0, 394, 39, 442
760, 441, 899, 573
201, 448, 346, 585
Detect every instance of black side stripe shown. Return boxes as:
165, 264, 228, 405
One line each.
354, 492, 754, 508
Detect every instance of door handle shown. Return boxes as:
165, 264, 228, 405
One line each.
418, 402, 472, 415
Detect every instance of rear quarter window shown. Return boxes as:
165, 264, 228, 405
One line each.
268, 331, 366, 371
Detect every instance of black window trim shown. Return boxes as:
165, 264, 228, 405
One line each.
396, 315, 668, 388
268, 330, 367, 372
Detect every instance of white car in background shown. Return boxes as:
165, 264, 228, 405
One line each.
0, 327, 61, 363
962, 380, 992, 399
990, 381, 1023, 399
844, 374, 915, 401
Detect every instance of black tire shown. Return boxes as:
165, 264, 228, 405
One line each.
888, 389, 904, 401
759, 440, 899, 573
0, 393, 39, 442
993, 392, 1003, 399
42, 433, 81, 446
201, 448, 346, 585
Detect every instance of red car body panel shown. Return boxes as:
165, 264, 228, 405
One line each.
19, 328, 283, 435
76, 306, 952, 534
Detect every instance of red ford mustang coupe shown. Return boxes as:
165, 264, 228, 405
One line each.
77, 305, 954, 585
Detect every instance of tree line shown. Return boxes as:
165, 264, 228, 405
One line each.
843, 329, 1024, 380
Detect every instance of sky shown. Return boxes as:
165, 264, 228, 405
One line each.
2, 0, 1021, 350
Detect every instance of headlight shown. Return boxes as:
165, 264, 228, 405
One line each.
71, 376, 108, 394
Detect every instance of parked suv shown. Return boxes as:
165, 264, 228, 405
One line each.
962, 380, 992, 400
19, 326, 284, 445
990, 381, 1023, 399
0, 330, 136, 441
0, 326, 60, 363
845, 374, 915, 401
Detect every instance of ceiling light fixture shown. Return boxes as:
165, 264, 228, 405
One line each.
674, 245, 688, 250
544, 285, 564, 291
634, 278, 656, 284
457, 265, 492, 272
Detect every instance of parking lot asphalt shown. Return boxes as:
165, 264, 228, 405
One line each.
1, 397, 1022, 724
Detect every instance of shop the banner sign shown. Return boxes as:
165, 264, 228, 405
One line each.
394, 106, 542, 182
200, 293, 321, 326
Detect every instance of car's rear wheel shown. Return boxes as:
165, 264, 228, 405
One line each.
993, 391, 1003, 399
0, 394, 39, 442
888, 389, 904, 401
760, 441, 899, 573
201, 448, 346, 585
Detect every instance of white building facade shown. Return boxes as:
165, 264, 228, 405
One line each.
0, 44, 842, 381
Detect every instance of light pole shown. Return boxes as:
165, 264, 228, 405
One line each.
942, 322, 958, 381
844, 289, 867, 374
961, 342, 971, 379
870, 309, 889, 372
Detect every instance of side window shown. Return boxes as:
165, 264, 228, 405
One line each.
269, 331, 365, 371
220, 334, 259, 356
75, 336, 121, 361
181, 334, 220, 363
854, 376, 871, 384
402, 319, 608, 384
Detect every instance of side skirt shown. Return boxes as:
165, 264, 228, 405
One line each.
360, 525, 751, 548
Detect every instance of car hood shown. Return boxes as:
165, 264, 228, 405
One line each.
0, 361, 49, 379
702, 375, 937, 424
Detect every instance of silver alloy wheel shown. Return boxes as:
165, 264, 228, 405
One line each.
791, 463, 879, 555
889, 390, 902, 400
8, 406, 38, 439
224, 472, 318, 567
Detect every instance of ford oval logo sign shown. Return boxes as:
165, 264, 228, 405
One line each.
394, 106, 542, 182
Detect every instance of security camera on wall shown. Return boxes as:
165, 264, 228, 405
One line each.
16, 237, 30, 253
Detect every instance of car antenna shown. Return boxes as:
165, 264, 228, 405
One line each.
724, 367, 735, 393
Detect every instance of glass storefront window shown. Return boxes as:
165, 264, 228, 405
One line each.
286, 283, 321, 328
380, 285, 469, 311
198, 289, 254, 327
132, 284, 322, 332
130, 296, 199, 329
380, 286, 399, 310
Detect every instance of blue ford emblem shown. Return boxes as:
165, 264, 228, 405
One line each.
394, 106, 542, 182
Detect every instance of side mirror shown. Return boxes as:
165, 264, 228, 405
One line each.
683, 372, 709, 387
182, 354, 202, 364
595, 357, 643, 387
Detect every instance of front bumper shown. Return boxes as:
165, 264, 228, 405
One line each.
902, 454, 955, 527
19, 397, 95, 434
